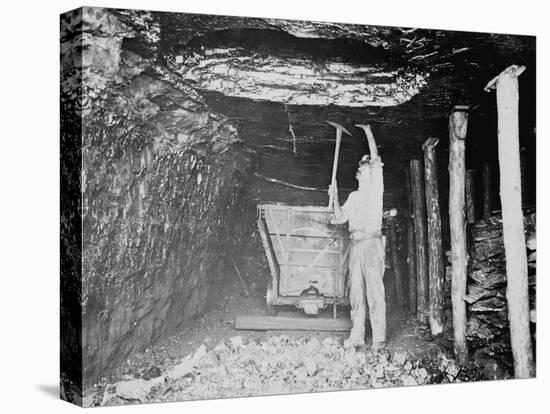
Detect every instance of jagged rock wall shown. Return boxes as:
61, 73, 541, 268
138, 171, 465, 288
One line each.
62, 7, 257, 386
82, 143, 255, 384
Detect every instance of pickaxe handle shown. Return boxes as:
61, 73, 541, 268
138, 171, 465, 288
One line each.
328, 129, 343, 209
326, 121, 351, 209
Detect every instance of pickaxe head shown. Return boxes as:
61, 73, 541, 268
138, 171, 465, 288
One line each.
326, 121, 351, 136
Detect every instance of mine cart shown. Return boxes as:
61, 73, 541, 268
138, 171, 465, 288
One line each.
257, 203, 351, 317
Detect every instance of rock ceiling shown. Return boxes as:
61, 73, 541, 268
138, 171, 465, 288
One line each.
63, 7, 537, 213
172, 49, 428, 107
67, 7, 535, 160
150, 11, 535, 116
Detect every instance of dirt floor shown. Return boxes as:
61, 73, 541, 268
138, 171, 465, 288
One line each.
82, 270, 490, 407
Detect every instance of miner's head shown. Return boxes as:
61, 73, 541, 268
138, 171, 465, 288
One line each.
355, 155, 372, 182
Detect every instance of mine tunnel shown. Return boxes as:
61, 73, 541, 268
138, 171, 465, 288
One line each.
60, 8, 536, 395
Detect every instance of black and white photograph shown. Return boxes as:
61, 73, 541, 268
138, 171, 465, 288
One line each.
58, 4, 540, 407
2, 1, 548, 413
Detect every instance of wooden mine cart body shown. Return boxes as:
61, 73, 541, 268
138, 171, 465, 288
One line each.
257, 203, 351, 315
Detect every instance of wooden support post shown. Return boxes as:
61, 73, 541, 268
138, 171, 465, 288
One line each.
422, 138, 445, 335
466, 169, 476, 224
448, 105, 469, 366
405, 168, 417, 314
388, 217, 405, 309
485, 65, 534, 378
410, 159, 429, 323
482, 162, 492, 220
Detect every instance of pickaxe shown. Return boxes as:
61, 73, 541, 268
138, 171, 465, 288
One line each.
326, 121, 351, 209
354, 124, 378, 159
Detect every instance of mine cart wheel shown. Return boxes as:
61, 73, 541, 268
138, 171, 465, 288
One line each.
266, 284, 277, 316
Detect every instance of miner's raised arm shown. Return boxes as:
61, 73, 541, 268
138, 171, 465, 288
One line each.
329, 182, 349, 224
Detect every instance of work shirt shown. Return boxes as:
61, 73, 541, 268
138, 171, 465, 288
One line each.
339, 161, 384, 240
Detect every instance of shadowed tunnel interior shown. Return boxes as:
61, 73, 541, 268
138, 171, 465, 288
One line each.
60, 7, 536, 390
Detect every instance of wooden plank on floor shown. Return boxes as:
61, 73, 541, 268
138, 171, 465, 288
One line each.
234, 316, 352, 331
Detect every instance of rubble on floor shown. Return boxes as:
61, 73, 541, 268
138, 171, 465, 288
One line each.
86, 334, 464, 406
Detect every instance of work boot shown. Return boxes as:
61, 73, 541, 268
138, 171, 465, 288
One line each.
344, 337, 365, 349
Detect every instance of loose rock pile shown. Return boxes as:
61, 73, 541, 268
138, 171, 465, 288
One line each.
445, 211, 536, 378
88, 335, 462, 406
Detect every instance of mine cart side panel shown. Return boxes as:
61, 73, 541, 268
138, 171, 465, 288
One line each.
258, 204, 350, 300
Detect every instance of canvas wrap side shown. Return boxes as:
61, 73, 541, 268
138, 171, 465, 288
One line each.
60, 7, 84, 407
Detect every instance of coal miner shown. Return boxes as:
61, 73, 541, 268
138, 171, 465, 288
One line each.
329, 124, 386, 349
